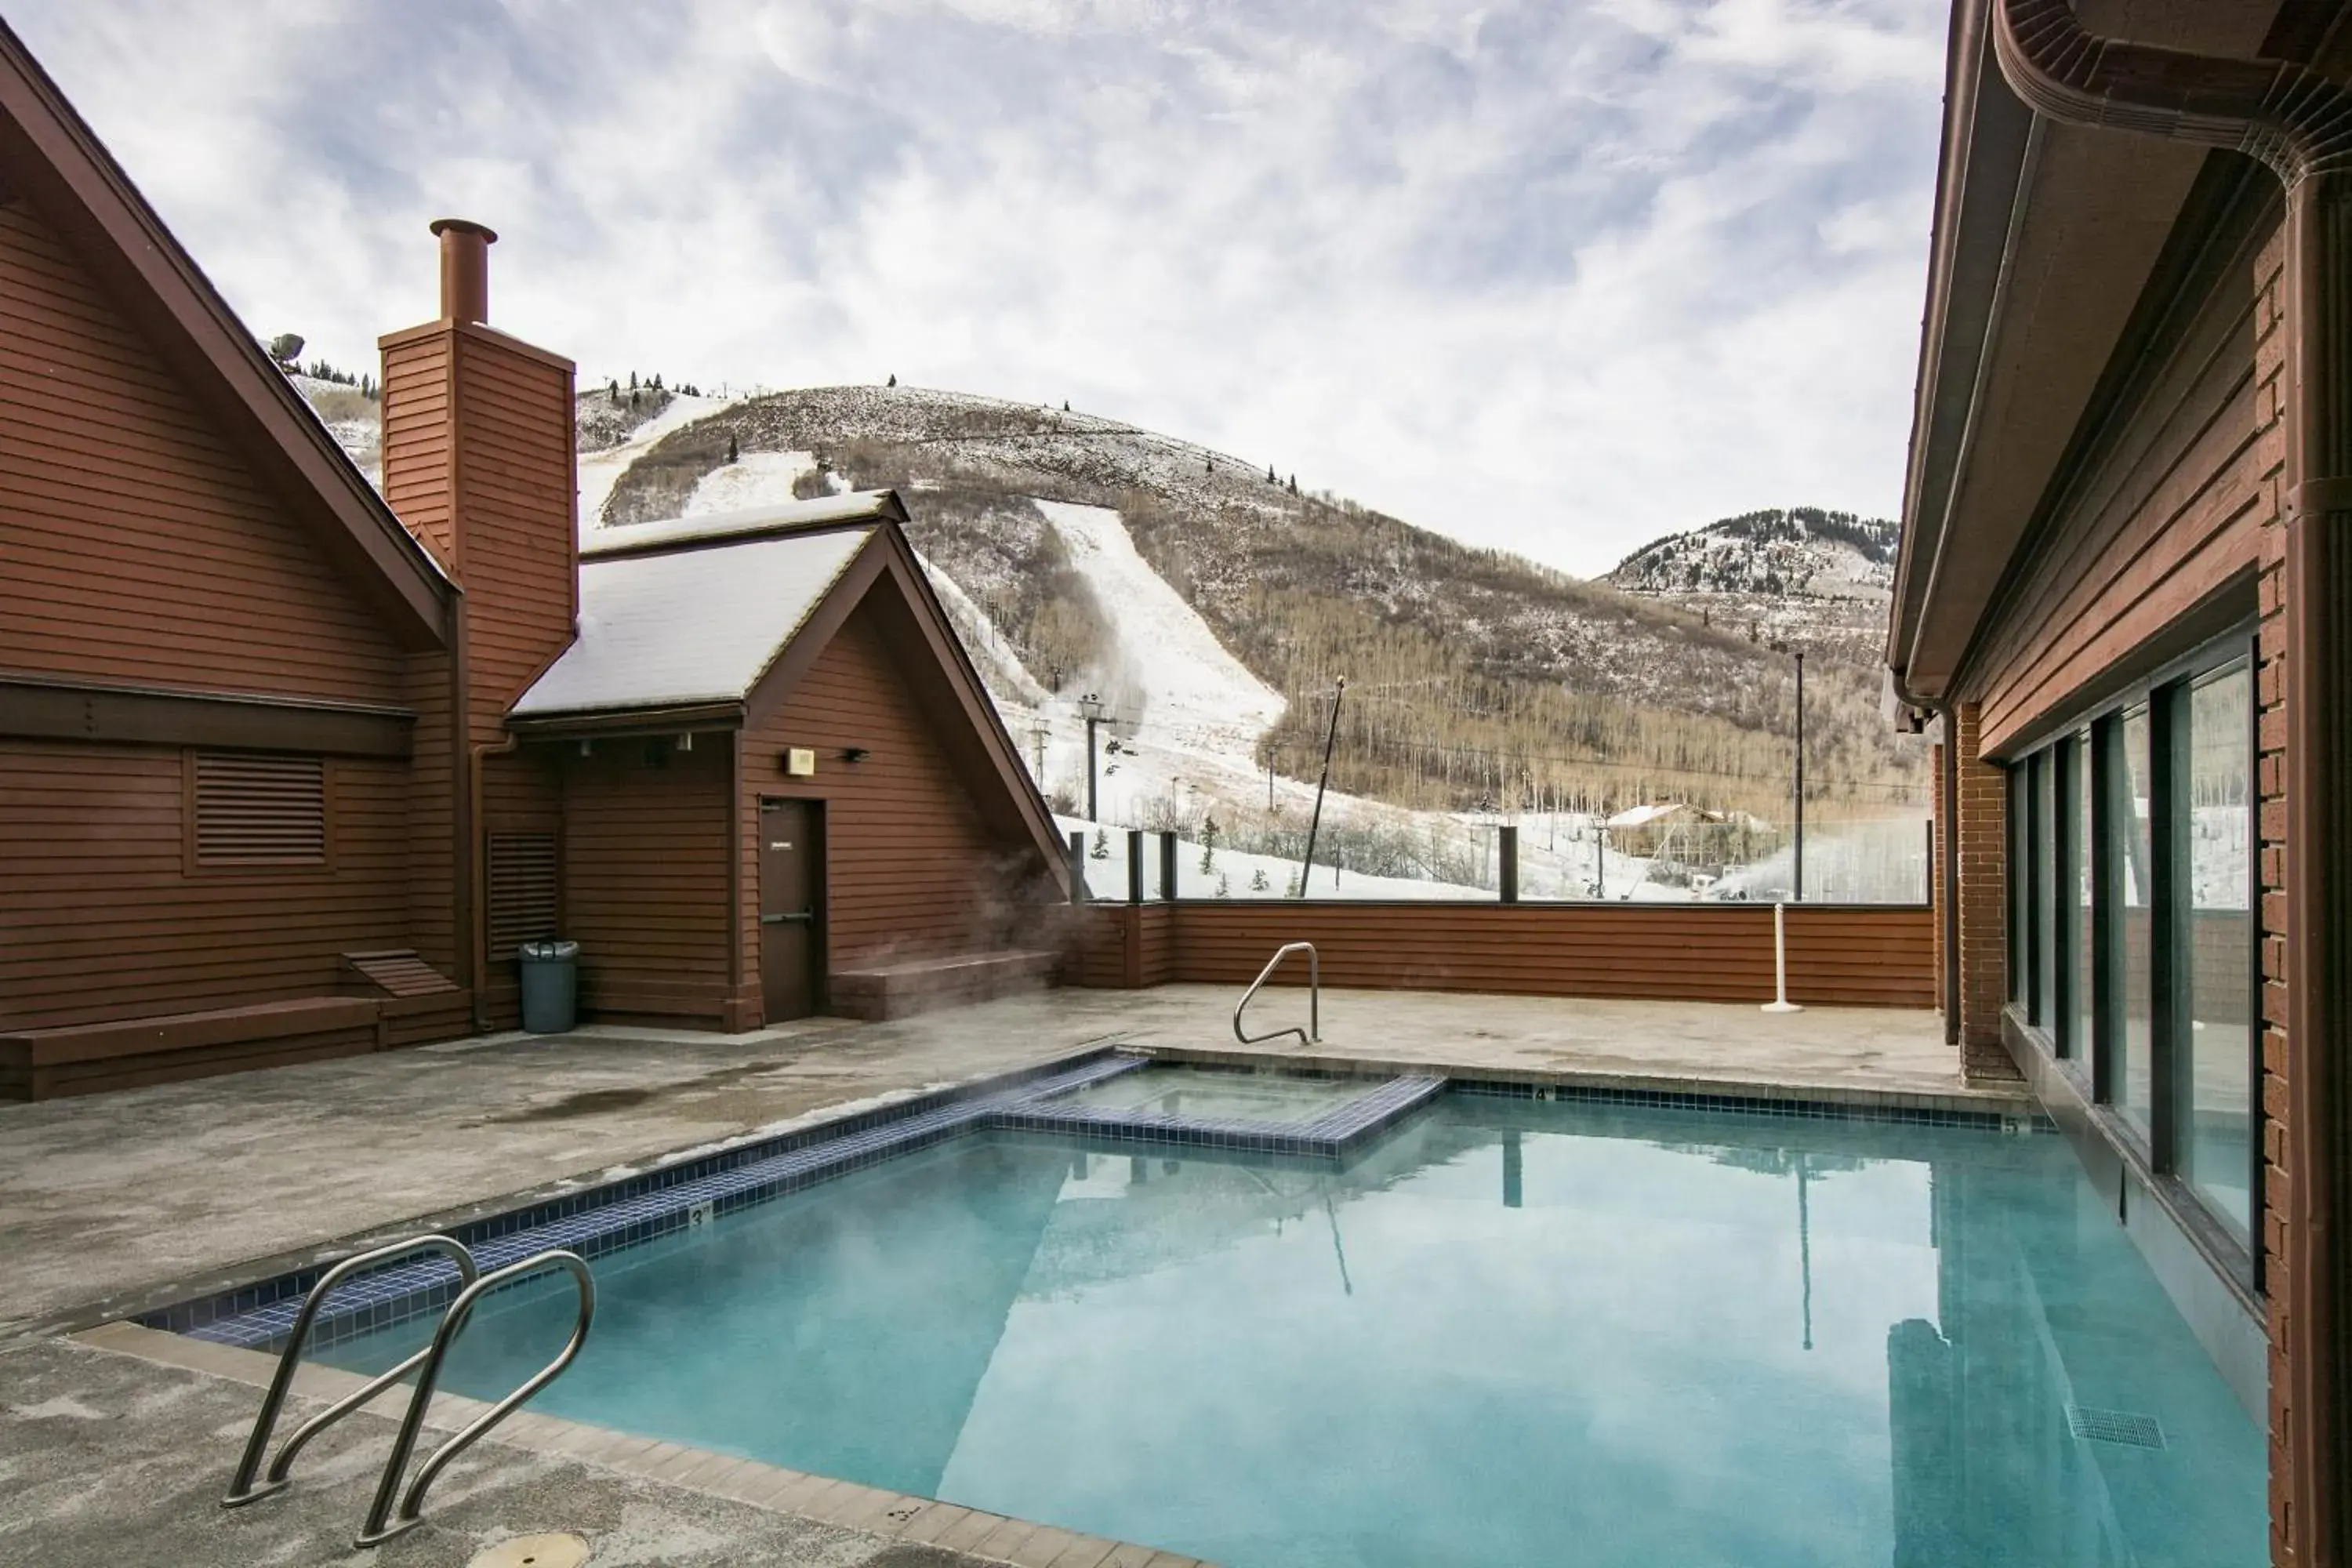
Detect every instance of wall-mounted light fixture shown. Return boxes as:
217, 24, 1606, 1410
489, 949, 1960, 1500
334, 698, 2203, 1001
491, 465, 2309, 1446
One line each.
677, 732, 694, 753
782, 747, 818, 778
842, 747, 870, 764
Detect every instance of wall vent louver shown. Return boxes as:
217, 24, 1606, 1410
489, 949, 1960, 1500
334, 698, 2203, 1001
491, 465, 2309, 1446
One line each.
487, 833, 559, 957
194, 753, 325, 866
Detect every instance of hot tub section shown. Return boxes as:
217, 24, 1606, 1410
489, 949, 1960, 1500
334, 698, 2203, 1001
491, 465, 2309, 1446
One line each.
1001, 1062, 1443, 1157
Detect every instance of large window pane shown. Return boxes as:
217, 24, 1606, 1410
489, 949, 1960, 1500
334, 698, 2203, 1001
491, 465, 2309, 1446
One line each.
2009, 766, 2030, 1007
2074, 732, 2096, 1067
2115, 704, 2155, 1137
2036, 749, 2060, 1035
2181, 664, 2255, 1243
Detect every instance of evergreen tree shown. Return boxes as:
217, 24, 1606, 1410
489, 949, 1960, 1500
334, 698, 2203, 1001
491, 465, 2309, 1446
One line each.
1287, 474, 1298, 495
1198, 815, 1219, 873
1062, 400, 1070, 412
1267, 464, 1276, 483
727, 433, 740, 464
1250, 868, 1269, 892
1216, 873, 1231, 898
629, 371, 638, 390
887, 372, 897, 387
1091, 829, 1110, 860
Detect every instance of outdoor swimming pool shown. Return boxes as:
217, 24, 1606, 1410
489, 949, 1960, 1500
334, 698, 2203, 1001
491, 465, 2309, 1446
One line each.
304, 1079, 2265, 1567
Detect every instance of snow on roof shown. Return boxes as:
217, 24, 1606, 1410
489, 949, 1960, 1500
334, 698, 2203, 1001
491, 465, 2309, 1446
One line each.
1605, 801, 1722, 829
582, 492, 902, 559
513, 524, 873, 717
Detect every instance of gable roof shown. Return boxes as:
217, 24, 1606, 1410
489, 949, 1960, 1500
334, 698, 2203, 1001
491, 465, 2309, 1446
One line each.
510, 492, 1070, 888
0, 19, 452, 648
514, 524, 874, 718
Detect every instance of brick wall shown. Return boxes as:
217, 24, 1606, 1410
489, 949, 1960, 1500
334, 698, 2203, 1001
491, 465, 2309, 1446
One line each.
2251, 220, 2296, 1568
1951, 702, 2016, 1082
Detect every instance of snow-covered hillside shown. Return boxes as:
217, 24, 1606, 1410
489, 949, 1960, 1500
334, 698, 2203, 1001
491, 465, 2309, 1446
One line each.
1603, 507, 1898, 659
286, 374, 1930, 898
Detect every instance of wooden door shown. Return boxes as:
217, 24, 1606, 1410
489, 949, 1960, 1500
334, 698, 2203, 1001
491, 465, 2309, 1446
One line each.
759, 799, 823, 1020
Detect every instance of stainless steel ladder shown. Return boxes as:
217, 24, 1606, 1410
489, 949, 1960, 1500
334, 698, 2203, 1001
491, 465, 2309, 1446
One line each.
1233, 941, 1321, 1047
356, 1249, 595, 1546
223, 1234, 480, 1508
220, 1233, 595, 1548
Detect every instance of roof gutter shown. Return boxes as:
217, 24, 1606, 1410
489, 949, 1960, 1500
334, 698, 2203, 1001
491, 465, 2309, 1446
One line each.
1889, 666, 1962, 1044
1899, 111, 2045, 693
1988, 5, 2352, 1559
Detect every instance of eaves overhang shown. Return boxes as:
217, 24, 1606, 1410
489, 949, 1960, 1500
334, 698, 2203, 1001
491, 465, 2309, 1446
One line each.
1889, 0, 2286, 703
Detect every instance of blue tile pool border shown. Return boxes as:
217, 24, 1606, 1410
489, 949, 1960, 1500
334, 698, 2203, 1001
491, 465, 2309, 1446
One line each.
147, 1053, 2047, 1354
145, 1048, 1144, 1352
1446, 1076, 2055, 1132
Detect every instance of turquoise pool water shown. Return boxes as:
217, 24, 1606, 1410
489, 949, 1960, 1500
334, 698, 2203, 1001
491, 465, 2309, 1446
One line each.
321, 1096, 2267, 1567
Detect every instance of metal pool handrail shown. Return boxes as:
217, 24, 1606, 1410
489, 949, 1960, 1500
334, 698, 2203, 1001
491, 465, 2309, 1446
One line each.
356, 1249, 596, 1548
1234, 941, 1321, 1047
223, 1232, 480, 1508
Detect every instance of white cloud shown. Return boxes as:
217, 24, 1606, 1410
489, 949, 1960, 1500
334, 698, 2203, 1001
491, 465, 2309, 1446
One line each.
7, 0, 1943, 575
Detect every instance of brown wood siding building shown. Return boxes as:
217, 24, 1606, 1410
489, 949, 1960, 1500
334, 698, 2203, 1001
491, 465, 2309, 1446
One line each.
1893, 5, 2352, 1559
0, 137, 461, 1093
562, 740, 732, 1026
0, 742, 411, 1029
742, 602, 1022, 978
0, 202, 408, 703
1965, 184, 2274, 757
0, 21, 466, 1098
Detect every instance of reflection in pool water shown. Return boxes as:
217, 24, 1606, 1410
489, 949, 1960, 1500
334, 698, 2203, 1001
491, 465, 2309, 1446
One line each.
322, 1097, 2265, 1568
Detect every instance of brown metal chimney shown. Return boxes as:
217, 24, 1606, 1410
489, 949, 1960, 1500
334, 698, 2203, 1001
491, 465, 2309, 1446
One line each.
429, 217, 496, 324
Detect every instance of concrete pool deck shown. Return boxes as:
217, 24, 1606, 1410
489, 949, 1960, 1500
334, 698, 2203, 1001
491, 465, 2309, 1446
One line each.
0, 984, 2005, 1566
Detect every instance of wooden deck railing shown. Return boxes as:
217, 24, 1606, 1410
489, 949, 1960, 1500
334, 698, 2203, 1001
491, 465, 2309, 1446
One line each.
1070, 900, 1935, 1009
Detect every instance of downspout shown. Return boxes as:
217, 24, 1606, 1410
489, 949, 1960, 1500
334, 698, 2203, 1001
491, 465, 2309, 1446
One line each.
1937, 699, 1960, 1044
1987, 5, 2352, 1560
1893, 670, 1963, 1045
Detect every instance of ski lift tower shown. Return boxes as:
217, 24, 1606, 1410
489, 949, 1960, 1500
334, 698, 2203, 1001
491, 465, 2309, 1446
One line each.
1076, 693, 1120, 822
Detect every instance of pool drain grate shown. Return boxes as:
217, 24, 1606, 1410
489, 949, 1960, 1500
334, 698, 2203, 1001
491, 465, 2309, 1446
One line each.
467, 1534, 591, 1568
2065, 1405, 2166, 1450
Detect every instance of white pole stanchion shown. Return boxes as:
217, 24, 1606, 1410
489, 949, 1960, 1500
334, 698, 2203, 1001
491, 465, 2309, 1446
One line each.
1762, 899, 1804, 1014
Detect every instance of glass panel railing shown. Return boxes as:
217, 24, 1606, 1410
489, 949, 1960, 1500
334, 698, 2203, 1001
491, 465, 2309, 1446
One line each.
1059, 809, 1933, 905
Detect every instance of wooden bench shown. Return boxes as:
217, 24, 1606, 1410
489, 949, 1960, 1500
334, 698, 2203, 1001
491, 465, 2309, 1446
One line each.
0, 997, 383, 1101
828, 949, 1060, 1022
1, 953, 474, 1100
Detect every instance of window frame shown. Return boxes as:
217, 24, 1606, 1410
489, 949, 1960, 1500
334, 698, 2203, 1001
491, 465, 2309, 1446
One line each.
1998, 624, 2260, 1289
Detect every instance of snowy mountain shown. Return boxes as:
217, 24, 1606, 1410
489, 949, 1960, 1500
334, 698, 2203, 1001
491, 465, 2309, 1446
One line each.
287, 376, 1928, 896
1602, 507, 1898, 660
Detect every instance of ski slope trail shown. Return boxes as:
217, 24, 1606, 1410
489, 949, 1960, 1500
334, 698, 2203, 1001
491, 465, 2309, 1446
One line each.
577, 393, 735, 539
683, 450, 821, 516
1034, 500, 1285, 767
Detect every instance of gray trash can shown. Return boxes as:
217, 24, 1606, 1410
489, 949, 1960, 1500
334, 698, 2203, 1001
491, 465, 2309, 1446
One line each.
517, 939, 579, 1033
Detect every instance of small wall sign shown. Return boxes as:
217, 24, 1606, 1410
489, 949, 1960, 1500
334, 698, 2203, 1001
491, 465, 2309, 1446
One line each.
784, 747, 818, 777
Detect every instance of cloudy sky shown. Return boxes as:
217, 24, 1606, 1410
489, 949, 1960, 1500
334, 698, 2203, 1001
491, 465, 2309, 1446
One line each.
10, 1, 1946, 576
